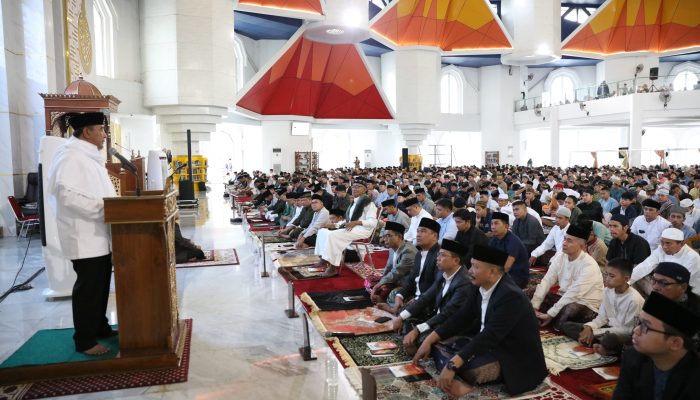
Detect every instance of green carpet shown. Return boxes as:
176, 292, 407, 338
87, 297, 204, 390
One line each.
0, 326, 119, 369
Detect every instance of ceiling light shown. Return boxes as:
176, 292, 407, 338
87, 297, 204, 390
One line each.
326, 28, 345, 35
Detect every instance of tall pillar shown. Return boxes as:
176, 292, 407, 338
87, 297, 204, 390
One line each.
0, 0, 53, 235
141, 0, 236, 154
381, 48, 441, 157
549, 106, 560, 167
501, 0, 560, 66
628, 94, 643, 168
480, 65, 520, 165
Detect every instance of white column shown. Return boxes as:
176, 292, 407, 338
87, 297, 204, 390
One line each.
628, 94, 643, 168
500, 0, 560, 66
549, 106, 560, 167
382, 48, 441, 156
480, 65, 520, 165
141, 0, 236, 154
0, 0, 52, 235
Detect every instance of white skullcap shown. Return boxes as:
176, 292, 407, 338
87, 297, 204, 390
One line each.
680, 199, 693, 208
556, 207, 572, 218
661, 228, 684, 241
498, 193, 509, 200
657, 189, 670, 196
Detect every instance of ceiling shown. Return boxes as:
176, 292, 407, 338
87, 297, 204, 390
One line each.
233, 0, 699, 69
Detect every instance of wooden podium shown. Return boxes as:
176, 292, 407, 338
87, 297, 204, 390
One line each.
104, 189, 184, 359
0, 190, 185, 384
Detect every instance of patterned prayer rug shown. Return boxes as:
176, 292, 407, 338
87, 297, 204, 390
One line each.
276, 254, 321, 268
541, 333, 617, 374
581, 381, 617, 400
176, 249, 239, 268
1, 319, 192, 399
344, 360, 577, 400
277, 266, 326, 281
346, 262, 384, 281
525, 268, 545, 299
310, 307, 395, 336
302, 288, 373, 311
334, 332, 412, 367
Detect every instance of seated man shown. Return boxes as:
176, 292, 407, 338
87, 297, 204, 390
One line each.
650, 262, 700, 316
613, 292, 700, 399
435, 198, 458, 242
323, 208, 346, 228
562, 258, 644, 356
475, 201, 493, 235
579, 220, 609, 271
371, 221, 418, 307
294, 194, 329, 249
394, 218, 442, 311
264, 188, 288, 222
278, 192, 297, 227
531, 224, 604, 331
314, 181, 378, 276
331, 184, 352, 213
488, 212, 530, 288
174, 222, 205, 263
404, 197, 433, 245
529, 207, 570, 265
669, 206, 697, 240
278, 192, 313, 238
610, 191, 640, 220
511, 200, 545, 254
415, 187, 437, 217
630, 198, 672, 251
578, 189, 604, 222
629, 228, 700, 297
392, 239, 475, 354
606, 214, 651, 266
413, 245, 548, 397
454, 209, 488, 266
383, 198, 410, 229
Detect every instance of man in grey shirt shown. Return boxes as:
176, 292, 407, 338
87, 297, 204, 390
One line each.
373, 221, 418, 309
383, 198, 410, 229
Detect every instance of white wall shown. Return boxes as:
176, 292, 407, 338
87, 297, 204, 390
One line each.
312, 128, 403, 169
421, 131, 482, 166
559, 127, 625, 167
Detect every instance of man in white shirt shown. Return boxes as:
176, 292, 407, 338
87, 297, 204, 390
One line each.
529, 207, 571, 265
630, 198, 671, 251
404, 197, 433, 245
562, 258, 644, 356
531, 224, 604, 331
48, 112, 117, 355
629, 228, 700, 297
681, 198, 700, 230
294, 194, 329, 249
314, 182, 378, 276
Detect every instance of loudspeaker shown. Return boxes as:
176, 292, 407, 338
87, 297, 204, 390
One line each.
402, 148, 409, 168
649, 67, 659, 81
179, 180, 195, 201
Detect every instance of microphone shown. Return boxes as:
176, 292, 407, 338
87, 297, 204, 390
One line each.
109, 148, 138, 174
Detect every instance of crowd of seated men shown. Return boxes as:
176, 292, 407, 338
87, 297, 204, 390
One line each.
229, 163, 700, 398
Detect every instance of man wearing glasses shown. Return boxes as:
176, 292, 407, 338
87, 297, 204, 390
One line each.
649, 262, 700, 316
629, 228, 700, 297
613, 292, 700, 399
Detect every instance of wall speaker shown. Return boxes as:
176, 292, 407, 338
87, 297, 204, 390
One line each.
401, 148, 409, 168
649, 67, 659, 81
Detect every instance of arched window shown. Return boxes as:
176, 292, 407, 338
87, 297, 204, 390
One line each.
233, 35, 247, 92
440, 67, 464, 114
667, 62, 700, 91
93, 0, 115, 78
544, 68, 582, 105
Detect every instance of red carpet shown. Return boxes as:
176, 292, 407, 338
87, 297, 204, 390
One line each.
18, 319, 192, 399
289, 267, 364, 298
550, 366, 615, 400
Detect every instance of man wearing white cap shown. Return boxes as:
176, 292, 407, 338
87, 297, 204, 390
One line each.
680, 198, 700, 230
529, 207, 571, 265
629, 228, 700, 297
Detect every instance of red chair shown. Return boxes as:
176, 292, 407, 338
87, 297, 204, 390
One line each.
8, 196, 39, 239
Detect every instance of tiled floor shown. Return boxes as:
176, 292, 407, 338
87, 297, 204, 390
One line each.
0, 186, 358, 399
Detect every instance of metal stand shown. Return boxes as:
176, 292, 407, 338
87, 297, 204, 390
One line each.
361, 368, 377, 400
284, 281, 299, 318
298, 312, 317, 361
261, 234, 270, 277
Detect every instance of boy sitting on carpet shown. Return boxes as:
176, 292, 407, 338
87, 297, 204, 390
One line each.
562, 257, 644, 356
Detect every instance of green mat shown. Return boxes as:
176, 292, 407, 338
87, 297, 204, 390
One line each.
0, 326, 119, 369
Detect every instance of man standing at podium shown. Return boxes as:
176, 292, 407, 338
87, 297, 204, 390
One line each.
48, 112, 117, 355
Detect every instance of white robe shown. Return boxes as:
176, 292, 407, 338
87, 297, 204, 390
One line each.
314, 199, 377, 266
48, 137, 117, 260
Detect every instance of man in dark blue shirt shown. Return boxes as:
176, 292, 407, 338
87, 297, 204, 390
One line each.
488, 212, 530, 288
